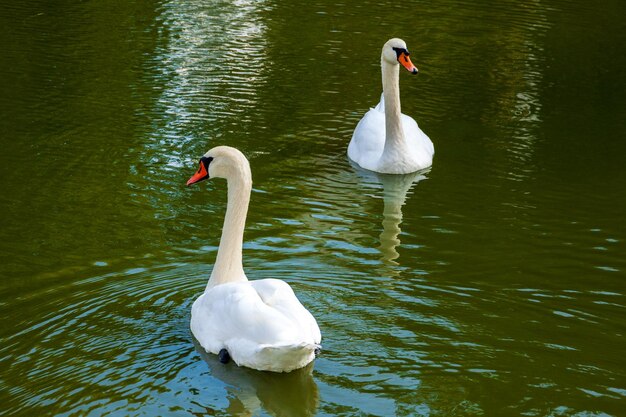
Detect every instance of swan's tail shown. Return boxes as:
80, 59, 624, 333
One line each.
252, 342, 321, 373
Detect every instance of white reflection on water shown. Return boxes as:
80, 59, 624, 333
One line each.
350, 162, 430, 265
144, 0, 271, 170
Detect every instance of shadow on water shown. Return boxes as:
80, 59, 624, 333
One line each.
192, 337, 319, 417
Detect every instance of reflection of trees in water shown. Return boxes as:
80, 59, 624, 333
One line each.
193, 338, 319, 417
423, 0, 550, 174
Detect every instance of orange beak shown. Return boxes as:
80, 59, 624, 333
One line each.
399, 52, 418, 74
187, 160, 209, 186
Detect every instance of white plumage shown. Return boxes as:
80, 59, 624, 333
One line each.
187, 146, 321, 373
348, 38, 434, 174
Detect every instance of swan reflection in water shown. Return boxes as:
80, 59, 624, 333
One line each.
193, 338, 319, 417
351, 162, 429, 265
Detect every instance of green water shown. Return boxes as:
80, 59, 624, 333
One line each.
1, 0, 625, 415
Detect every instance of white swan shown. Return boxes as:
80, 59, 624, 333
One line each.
186, 146, 321, 373
348, 38, 434, 174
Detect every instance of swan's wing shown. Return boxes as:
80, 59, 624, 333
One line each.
193, 283, 293, 349
250, 279, 321, 344
348, 105, 386, 170
402, 114, 434, 165
191, 280, 321, 372
192, 280, 320, 353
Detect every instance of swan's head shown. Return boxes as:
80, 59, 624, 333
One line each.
186, 145, 251, 186
382, 38, 418, 74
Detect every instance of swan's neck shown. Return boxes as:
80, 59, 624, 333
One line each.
208, 175, 251, 289
381, 60, 407, 156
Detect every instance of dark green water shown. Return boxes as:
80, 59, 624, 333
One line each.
1, 0, 625, 415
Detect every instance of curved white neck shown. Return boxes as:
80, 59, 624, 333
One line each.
381, 59, 407, 156
208, 174, 251, 289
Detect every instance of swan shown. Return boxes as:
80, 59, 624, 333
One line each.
186, 146, 321, 373
348, 38, 434, 174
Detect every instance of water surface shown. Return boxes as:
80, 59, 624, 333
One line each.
1, 0, 625, 416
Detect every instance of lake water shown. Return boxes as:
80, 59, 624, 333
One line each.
1, 0, 625, 416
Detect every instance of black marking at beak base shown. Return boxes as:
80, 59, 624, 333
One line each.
200, 156, 213, 172
187, 156, 213, 186
392, 46, 410, 59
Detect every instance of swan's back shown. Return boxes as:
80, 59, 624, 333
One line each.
191, 279, 321, 372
